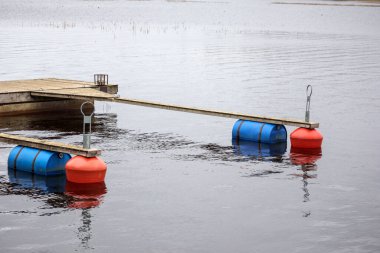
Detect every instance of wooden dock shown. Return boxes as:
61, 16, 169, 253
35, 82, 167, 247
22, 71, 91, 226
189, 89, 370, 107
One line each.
0, 78, 118, 115
0, 77, 320, 156
0, 133, 100, 157
114, 98, 319, 129
30, 88, 319, 129
0, 78, 117, 94
1, 78, 319, 128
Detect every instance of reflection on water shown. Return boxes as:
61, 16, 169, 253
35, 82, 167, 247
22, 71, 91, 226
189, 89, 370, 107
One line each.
290, 148, 321, 216
65, 182, 107, 250
78, 209, 94, 250
65, 181, 107, 209
0, 112, 119, 136
1, 0, 380, 251
2, 169, 107, 210
0, 111, 320, 198
232, 139, 287, 158
2, 112, 290, 165
1, 170, 107, 249
298, 163, 318, 217
174, 140, 287, 164
290, 147, 322, 166
8, 169, 66, 193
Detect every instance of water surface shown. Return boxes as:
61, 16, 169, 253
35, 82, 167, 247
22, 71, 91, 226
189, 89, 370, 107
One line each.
1, 0, 380, 252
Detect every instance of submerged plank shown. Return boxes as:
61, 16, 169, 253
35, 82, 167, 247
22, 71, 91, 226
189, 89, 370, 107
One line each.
0, 133, 101, 157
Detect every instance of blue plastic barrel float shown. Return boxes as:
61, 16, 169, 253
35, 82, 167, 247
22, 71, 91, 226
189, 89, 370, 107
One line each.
8, 146, 71, 176
232, 120, 287, 144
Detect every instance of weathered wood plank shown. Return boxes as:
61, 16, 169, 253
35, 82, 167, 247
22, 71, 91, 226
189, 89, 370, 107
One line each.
31, 88, 116, 99
1, 78, 319, 128
113, 98, 320, 129
0, 133, 101, 157
31, 90, 319, 128
0, 78, 100, 93
0, 99, 87, 116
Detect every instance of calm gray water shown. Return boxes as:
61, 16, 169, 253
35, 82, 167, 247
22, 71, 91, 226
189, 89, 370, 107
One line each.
1, 0, 380, 252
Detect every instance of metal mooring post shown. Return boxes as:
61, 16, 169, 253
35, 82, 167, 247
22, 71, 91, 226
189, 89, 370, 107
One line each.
81, 101, 95, 149
94, 74, 108, 86
305, 85, 312, 122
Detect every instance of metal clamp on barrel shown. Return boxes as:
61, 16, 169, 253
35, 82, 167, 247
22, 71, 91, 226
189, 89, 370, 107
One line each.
305, 85, 312, 122
81, 101, 95, 149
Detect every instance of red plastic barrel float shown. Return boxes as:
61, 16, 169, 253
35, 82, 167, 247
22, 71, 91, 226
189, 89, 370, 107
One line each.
65, 156, 107, 184
290, 128, 323, 149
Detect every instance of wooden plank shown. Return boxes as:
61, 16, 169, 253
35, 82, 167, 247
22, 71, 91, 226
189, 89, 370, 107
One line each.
0, 99, 86, 116
51, 78, 97, 84
0, 78, 102, 94
0, 133, 101, 157
39, 78, 95, 86
113, 98, 320, 129
31, 88, 116, 99
31, 91, 319, 128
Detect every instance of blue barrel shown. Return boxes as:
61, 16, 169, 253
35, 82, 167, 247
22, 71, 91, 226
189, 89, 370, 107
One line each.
232, 139, 287, 157
232, 120, 287, 143
8, 146, 71, 176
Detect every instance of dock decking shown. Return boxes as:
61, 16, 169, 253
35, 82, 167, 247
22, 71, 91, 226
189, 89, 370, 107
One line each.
0, 78, 320, 157
31, 88, 319, 129
0, 78, 118, 115
1, 78, 319, 129
0, 133, 101, 157
0, 78, 112, 93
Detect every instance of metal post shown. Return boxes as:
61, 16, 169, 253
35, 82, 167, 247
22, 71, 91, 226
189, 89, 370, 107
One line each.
305, 85, 312, 122
94, 74, 108, 86
81, 101, 95, 149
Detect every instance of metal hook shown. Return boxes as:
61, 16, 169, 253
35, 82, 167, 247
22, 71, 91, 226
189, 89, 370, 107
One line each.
80, 101, 95, 117
81, 101, 94, 149
306, 85, 312, 97
305, 85, 312, 122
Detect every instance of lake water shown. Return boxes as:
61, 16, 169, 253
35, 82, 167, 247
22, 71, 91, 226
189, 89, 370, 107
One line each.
1, 0, 380, 252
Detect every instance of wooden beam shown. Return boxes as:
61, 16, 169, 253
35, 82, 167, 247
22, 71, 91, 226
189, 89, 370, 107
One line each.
31, 88, 116, 100
113, 98, 320, 129
0, 78, 115, 94
0, 133, 101, 157
31, 91, 319, 129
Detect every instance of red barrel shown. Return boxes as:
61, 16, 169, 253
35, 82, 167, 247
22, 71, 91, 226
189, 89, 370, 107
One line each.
290, 128, 323, 149
65, 156, 107, 184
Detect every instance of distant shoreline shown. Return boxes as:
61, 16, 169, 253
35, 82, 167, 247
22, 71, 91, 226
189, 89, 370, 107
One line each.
273, 0, 380, 8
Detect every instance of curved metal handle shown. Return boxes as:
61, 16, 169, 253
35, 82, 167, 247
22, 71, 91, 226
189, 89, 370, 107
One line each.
80, 101, 95, 117
306, 85, 313, 97
81, 101, 94, 149
305, 85, 312, 122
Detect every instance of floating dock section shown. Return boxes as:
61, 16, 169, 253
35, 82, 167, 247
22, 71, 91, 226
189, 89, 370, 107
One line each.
0, 133, 100, 157
1, 78, 318, 129
0, 77, 322, 182
0, 78, 118, 115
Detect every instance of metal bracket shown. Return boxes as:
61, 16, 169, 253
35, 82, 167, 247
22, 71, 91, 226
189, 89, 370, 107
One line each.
305, 85, 312, 122
94, 74, 108, 86
81, 101, 95, 149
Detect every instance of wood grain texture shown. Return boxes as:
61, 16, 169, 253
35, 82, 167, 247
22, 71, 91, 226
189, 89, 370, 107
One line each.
32, 91, 319, 128
0, 133, 101, 157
